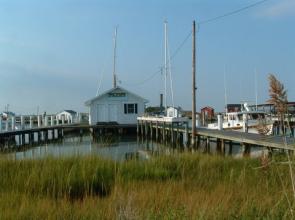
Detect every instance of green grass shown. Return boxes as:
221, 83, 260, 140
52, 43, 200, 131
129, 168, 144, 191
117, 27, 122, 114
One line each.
0, 153, 294, 219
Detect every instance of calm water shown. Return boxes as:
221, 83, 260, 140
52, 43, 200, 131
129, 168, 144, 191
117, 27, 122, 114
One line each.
4, 134, 269, 160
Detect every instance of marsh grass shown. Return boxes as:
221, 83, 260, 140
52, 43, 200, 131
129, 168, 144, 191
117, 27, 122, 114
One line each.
0, 154, 294, 219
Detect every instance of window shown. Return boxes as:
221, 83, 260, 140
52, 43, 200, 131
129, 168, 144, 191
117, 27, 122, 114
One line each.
124, 103, 138, 114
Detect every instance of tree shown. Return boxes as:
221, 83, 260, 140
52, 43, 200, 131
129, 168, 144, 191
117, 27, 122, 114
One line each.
267, 74, 288, 134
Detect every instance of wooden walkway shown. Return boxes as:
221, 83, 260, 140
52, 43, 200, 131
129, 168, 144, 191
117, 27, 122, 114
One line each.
196, 127, 295, 151
137, 118, 295, 153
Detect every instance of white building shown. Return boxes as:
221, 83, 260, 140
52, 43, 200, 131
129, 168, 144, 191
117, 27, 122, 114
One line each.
85, 86, 148, 125
166, 107, 183, 118
56, 110, 77, 123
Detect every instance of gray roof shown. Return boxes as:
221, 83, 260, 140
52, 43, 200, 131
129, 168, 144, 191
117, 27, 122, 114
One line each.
85, 86, 149, 106
59, 110, 77, 114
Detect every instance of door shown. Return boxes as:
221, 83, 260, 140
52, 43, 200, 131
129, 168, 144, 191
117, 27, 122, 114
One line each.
97, 104, 107, 122
108, 104, 118, 122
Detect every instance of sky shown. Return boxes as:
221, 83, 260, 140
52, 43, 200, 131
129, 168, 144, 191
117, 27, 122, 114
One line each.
0, 0, 294, 114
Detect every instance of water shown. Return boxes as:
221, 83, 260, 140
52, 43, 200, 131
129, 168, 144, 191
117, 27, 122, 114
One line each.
3, 133, 270, 161
6, 135, 174, 161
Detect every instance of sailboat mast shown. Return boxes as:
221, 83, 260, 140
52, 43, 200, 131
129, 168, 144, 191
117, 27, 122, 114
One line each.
164, 20, 168, 112
113, 27, 118, 88
255, 68, 258, 110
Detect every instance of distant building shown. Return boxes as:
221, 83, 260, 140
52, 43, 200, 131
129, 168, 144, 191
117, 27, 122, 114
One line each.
56, 110, 77, 123
201, 106, 214, 121
0, 111, 16, 120
166, 106, 183, 118
85, 86, 148, 125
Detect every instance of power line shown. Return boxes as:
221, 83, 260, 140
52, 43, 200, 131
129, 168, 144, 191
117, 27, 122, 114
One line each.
199, 0, 270, 25
123, 0, 270, 87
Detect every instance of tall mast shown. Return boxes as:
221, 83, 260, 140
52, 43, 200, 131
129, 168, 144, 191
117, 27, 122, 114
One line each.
164, 20, 168, 112
191, 20, 196, 146
224, 66, 228, 113
113, 26, 118, 88
255, 68, 258, 110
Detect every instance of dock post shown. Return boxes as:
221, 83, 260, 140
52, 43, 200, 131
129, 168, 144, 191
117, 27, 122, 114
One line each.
37, 115, 42, 127
44, 116, 48, 127
206, 137, 210, 153
51, 115, 54, 126
221, 139, 225, 155
217, 114, 223, 130
243, 114, 248, 133
156, 121, 159, 141
171, 123, 174, 145
11, 117, 15, 131
216, 138, 221, 153
162, 122, 166, 143
184, 122, 189, 147
30, 116, 33, 129
144, 121, 148, 139
140, 120, 143, 138
22, 134, 26, 145
44, 130, 48, 143
61, 115, 65, 125
242, 143, 251, 157
18, 135, 21, 146
229, 141, 233, 155
5, 119, 9, 131
176, 123, 180, 146
29, 132, 34, 145
21, 115, 25, 130
196, 135, 200, 149
38, 131, 42, 142
150, 122, 153, 140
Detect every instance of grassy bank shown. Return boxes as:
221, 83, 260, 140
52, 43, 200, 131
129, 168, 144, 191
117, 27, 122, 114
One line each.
0, 154, 294, 219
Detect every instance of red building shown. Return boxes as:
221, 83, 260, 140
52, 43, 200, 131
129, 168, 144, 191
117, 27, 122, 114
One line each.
201, 106, 214, 121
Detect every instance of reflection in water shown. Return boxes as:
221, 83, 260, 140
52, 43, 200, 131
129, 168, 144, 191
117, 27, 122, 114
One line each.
6, 135, 268, 160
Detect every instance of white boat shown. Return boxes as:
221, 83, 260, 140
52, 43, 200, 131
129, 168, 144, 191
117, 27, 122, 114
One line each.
208, 103, 273, 135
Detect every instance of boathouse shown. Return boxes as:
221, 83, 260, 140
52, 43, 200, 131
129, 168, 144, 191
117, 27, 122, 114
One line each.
85, 86, 148, 125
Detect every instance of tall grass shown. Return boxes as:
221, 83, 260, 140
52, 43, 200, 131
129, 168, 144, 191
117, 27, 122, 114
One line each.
0, 154, 294, 219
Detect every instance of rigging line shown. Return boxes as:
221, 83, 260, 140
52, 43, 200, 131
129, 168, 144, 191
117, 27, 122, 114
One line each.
122, 30, 192, 87
96, 53, 112, 96
198, 0, 269, 25
170, 30, 192, 60
122, 69, 162, 86
167, 34, 175, 108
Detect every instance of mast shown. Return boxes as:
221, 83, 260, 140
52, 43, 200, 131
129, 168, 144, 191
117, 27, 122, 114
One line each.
164, 20, 168, 112
255, 68, 258, 110
224, 66, 228, 113
113, 26, 118, 88
191, 20, 196, 146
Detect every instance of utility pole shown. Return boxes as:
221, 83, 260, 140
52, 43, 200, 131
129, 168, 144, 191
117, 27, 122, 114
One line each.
113, 26, 118, 88
191, 20, 196, 147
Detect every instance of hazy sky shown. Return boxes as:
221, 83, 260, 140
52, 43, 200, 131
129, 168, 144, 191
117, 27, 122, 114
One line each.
0, 0, 294, 114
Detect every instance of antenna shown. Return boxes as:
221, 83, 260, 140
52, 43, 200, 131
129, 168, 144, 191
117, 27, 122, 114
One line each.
164, 20, 168, 112
113, 26, 118, 88
223, 65, 228, 113
254, 68, 258, 110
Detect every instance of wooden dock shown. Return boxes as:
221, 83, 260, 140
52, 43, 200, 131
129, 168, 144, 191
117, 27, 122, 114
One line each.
137, 117, 295, 156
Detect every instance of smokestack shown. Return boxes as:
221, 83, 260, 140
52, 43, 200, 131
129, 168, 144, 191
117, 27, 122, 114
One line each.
160, 94, 163, 110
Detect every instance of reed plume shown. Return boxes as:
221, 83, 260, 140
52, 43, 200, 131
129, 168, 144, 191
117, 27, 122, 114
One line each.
267, 74, 288, 134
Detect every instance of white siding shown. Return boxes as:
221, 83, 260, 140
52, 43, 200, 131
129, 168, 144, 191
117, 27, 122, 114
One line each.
87, 88, 146, 125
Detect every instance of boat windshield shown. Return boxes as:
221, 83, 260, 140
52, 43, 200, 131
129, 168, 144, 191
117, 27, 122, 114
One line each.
248, 113, 265, 120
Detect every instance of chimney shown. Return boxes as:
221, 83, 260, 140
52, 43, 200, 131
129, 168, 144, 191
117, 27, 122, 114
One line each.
160, 94, 163, 110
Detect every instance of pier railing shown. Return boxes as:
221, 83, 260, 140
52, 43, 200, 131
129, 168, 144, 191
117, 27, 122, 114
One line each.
0, 114, 82, 133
